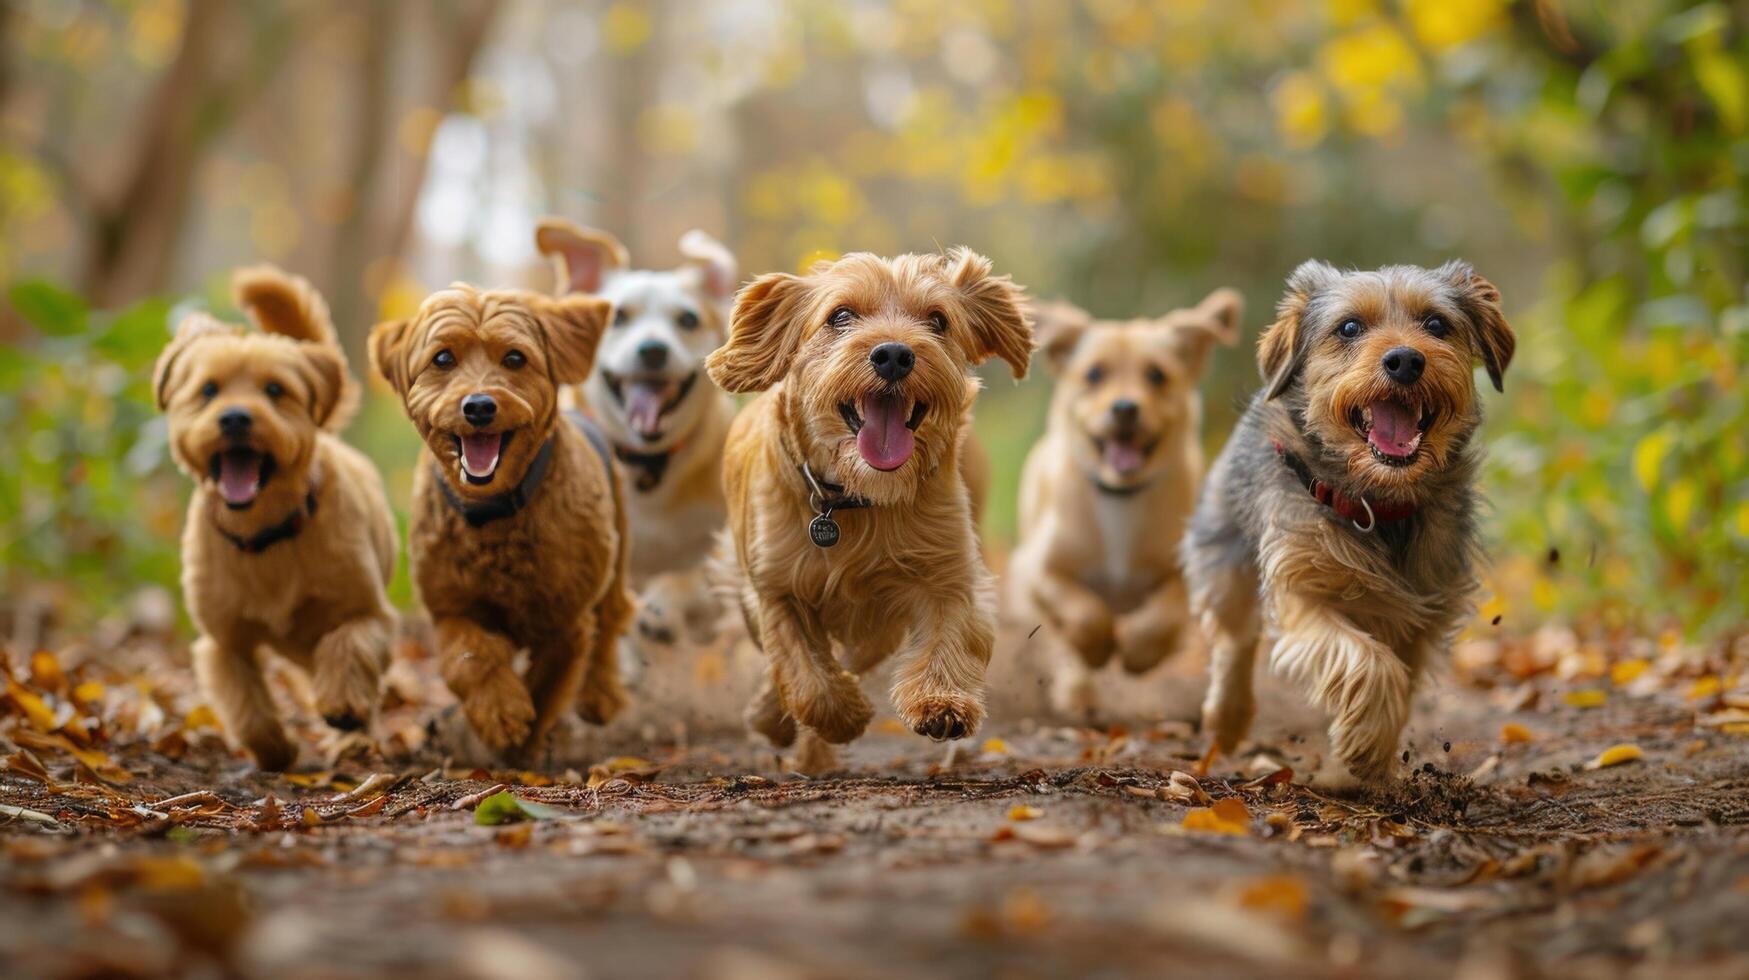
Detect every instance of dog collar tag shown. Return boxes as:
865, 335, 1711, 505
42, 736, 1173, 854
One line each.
809, 511, 841, 548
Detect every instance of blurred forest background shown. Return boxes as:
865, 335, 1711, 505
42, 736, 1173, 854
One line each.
1, 0, 1745, 644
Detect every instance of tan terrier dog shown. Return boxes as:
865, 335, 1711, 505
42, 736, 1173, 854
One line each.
154, 266, 397, 770
534, 219, 738, 667
368, 284, 630, 760
707, 249, 1031, 771
1184, 261, 1514, 786
1008, 290, 1240, 719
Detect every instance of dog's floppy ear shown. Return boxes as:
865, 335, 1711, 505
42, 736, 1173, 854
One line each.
535, 218, 628, 295
152, 313, 232, 410
946, 247, 1032, 379
707, 272, 811, 393
297, 344, 351, 430
530, 293, 613, 385
1260, 260, 1338, 399
1166, 287, 1244, 375
1441, 260, 1515, 393
367, 318, 412, 396
1030, 300, 1093, 374
678, 229, 738, 303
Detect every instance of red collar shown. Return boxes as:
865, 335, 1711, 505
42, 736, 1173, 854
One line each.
1272, 441, 1418, 530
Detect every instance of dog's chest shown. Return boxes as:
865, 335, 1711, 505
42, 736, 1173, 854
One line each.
1084, 494, 1155, 604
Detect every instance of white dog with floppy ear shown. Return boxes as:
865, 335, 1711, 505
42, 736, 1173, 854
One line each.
535, 219, 740, 675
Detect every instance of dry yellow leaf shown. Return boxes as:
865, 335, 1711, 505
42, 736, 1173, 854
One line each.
1501, 722, 1533, 744
1007, 804, 1042, 822
29, 651, 68, 695
4, 680, 58, 731
1183, 797, 1251, 835
1236, 875, 1308, 921
184, 704, 221, 731
1723, 723, 1749, 736
72, 681, 105, 706
1563, 690, 1607, 709
982, 738, 1009, 755
1609, 659, 1649, 686
1689, 675, 1723, 701
1587, 744, 1643, 769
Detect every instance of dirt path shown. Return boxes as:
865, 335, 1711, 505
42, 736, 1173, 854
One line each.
4, 630, 1748, 979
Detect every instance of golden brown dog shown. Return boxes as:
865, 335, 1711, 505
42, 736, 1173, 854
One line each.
1184, 261, 1514, 786
368, 284, 630, 760
1008, 290, 1240, 719
707, 249, 1031, 771
154, 266, 397, 770
534, 219, 738, 667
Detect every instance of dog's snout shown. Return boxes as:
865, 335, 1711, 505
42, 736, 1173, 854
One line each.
636, 341, 669, 371
461, 393, 498, 427
1381, 347, 1426, 385
1109, 399, 1140, 424
218, 408, 252, 438
869, 342, 915, 382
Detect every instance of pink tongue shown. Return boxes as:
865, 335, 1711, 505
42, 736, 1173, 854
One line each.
1104, 441, 1145, 475
1366, 400, 1422, 457
625, 382, 669, 438
217, 454, 261, 505
461, 432, 502, 477
855, 394, 915, 471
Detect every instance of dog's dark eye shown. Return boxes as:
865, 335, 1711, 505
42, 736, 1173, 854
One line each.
433, 350, 456, 369
928, 311, 948, 334
1146, 365, 1167, 387
1423, 314, 1449, 338
503, 350, 526, 369
827, 306, 855, 329
613, 308, 630, 327
676, 310, 700, 331
1336, 318, 1363, 340
1085, 364, 1106, 384
200, 381, 219, 399
264, 381, 285, 398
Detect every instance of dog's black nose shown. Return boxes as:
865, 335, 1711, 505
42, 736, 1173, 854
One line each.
1382, 347, 1426, 385
869, 342, 914, 382
461, 393, 497, 427
636, 341, 669, 371
1110, 399, 1140, 424
218, 408, 252, 438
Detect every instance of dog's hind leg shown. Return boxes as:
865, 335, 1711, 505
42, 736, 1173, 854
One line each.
1194, 562, 1262, 756
759, 595, 872, 744
1268, 591, 1410, 785
194, 635, 295, 771
437, 617, 534, 755
310, 613, 393, 733
889, 585, 995, 741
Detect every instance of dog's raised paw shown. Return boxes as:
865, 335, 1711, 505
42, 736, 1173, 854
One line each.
794, 688, 874, 745
462, 667, 535, 751
906, 698, 981, 742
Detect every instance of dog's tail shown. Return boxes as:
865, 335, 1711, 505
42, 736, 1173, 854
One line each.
232, 264, 360, 431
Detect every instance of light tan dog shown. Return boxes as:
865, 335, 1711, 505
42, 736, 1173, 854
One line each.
368, 284, 630, 761
1008, 290, 1241, 719
154, 266, 397, 770
707, 249, 1031, 771
1185, 261, 1514, 786
534, 219, 737, 666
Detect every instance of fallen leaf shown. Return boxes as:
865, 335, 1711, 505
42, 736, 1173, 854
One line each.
1007, 805, 1042, 822
1501, 722, 1533, 744
1160, 770, 1212, 805
1609, 658, 1649, 686
29, 651, 69, 695
473, 791, 567, 826
1183, 798, 1251, 835
1235, 875, 1308, 921
1563, 690, 1607, 709
981, 738, 1009, 755
1011, 823, 1076, 848
1689, 675, 1722, 701
1586, 744, 1643, 769
184, 705, 221, 731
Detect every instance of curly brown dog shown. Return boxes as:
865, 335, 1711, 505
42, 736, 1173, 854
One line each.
368, 284, 630, 761
1008, 289, 1240, 720
707, 249, 1031, 772
154, 266, 397, 770
1184, 261, 1515, 787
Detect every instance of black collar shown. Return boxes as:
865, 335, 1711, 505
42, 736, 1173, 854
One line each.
1089, 473, 1152, 497
799, 463, 872, 513
615, 443, 675, 493
214, 488, 317, 554
434, 435, 557, 528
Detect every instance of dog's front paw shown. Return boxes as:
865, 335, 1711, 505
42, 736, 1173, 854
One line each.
575, 668, 628, 726
1116, 620, 1180, 675
1050, 667, 1100, 723
792, 679, 874, 745
462, 666, 535, 752
1063, 610, 1117, 668
747, 686, 798, 748
1200, 691, 1255, 754
900, 695, 983, 742
242, 725, 298, 773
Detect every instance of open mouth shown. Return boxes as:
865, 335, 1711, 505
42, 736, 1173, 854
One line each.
839, 395, 927, 472
208, 449, 275, 510
603, 370, 698, 442
1092, 434, 1157, 478
451, 430, 514, 485
1351, 399, 1435, 467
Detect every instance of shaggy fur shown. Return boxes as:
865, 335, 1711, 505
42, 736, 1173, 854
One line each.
1009, 289, 1240, 719
535, 219, 737, 665
368, 284, 631, 761
1184, 261, 1515, 785
708, 249, 1031, 772
154, 266, 397, 770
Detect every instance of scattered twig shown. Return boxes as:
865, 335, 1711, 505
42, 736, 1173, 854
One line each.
0, 803, 62, 828
451, 783, 511, 811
